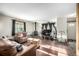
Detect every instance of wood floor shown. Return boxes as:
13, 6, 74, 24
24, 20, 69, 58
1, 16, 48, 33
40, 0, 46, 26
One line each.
36, 39, 76, 56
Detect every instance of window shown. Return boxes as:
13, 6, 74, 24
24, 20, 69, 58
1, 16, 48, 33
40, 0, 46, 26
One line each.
12, 20, 26, 36
15, 21, 24, 33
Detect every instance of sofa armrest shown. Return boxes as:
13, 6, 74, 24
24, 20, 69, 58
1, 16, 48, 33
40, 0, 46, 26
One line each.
16, 44, 36, 56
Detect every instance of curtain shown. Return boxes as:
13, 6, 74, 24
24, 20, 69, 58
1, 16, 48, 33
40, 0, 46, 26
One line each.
12, 20, 15, 36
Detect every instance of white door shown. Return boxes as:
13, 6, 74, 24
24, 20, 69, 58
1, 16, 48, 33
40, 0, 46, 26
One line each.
67, 22, 76, 40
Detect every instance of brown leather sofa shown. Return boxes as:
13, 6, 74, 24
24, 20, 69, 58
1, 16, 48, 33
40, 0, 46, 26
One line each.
0, 38, 17, 56
0, 32, 39, 56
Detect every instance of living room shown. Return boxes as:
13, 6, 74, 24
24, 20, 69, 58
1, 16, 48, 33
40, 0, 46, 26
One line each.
0, 3, 76, 56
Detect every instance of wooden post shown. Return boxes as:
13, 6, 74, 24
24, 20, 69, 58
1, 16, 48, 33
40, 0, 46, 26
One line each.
76, 3, 79, 56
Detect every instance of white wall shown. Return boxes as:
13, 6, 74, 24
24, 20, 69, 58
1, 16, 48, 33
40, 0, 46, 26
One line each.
0, 15, 35, 36
36, 23, 42, 36
57, 17, 67, 42
26, 21, 35, 35
0, 15, 12, 36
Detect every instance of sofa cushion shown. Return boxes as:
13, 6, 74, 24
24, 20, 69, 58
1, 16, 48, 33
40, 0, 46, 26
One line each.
0, 38, 17, 56
16, 44, 23, 52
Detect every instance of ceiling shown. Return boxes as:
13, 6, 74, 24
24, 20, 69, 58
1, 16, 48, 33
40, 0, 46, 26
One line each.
0, 3, 76, 22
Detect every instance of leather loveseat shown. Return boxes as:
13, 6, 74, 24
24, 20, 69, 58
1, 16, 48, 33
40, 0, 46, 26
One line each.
0, 32, 39, 56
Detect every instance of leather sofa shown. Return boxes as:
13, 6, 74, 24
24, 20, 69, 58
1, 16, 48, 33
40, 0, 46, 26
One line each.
0, 32, 39, 56
0, 38, 17, 56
